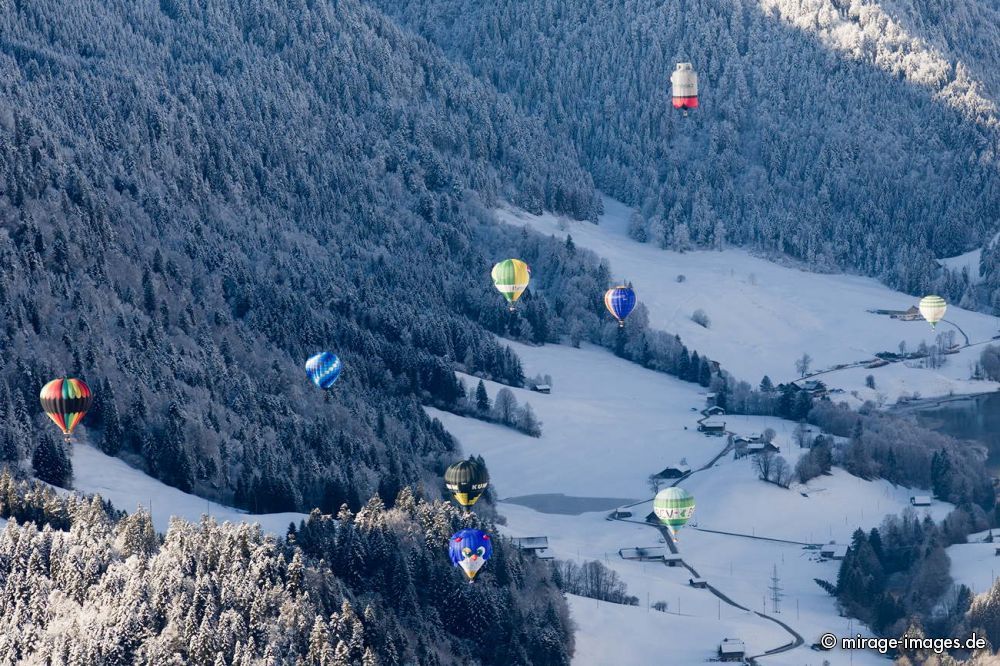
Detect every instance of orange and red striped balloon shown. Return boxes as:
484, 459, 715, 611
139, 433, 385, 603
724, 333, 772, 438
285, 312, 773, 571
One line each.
39, 378, 93, 438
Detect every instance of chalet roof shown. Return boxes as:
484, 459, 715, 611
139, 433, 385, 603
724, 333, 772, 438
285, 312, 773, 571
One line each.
510, 536, 549, 549
796, 380, 827, 391
701, 418, 726, 427
911, 495, 932, 505
747, 441, 779, 452
618, 546, 667, 560
656, 464, 691, 476
720, 639, 745, 653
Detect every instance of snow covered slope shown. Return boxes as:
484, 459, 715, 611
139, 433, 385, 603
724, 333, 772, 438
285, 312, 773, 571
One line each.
497, 199, 1000, 403
430, 342, 717, 499
433, 341, 939, 664
67, 443, 307, 534
947, 539, 999, 594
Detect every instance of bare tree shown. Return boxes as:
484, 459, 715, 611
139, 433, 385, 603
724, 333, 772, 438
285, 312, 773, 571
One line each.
772, 456, 792, 488
493, 388, 518, 425
753, 451, 775, 482
795, 353, 812, 377
794, 422, 811, 449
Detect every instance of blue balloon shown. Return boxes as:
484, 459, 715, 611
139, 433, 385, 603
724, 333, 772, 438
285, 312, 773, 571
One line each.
449, 528, 493, 581
604, 286, 637, 325
305, 352, 342, 389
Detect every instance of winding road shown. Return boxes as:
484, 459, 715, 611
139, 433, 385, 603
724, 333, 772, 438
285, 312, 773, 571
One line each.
609, 425, 806, 663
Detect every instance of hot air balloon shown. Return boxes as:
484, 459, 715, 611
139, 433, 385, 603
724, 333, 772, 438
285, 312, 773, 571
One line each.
604, 285, 637, 327
670, 63, 699, 115
449, 528, 493, 582
491, 259, 530, 311
305, 352, 342, 389
653, 487, 695, 540
40, 378, 93, 441
918, 295, 947, 330
445, 459, 490, 510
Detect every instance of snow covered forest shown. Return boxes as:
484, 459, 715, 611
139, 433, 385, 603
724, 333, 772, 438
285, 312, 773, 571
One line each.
0, 0, 614, 511
374, 0, 1000, 308
0, 472, 571, 664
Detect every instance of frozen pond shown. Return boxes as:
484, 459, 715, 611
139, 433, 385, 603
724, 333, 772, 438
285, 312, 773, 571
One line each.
501, 494, 639, 515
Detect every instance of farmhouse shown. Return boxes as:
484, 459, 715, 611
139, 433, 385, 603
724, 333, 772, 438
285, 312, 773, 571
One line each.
820, 543, 849, 560
703, 405, 726, 416
654, 464, 691, 480
698, 418, 726, 435
618, 546, 666, 562
891, 305, 923, 321
910, 496, 932, 507
747, 441, 780, 455
663, 554, 683, 567
510, 536, 551, 559
689, 577, 708, 589
718, 638, 746, 661
735, 439, 780, 459
793, 379, 828, 397
530, 383, 551, 394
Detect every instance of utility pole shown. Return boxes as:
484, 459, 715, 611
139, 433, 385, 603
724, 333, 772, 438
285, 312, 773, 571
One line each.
769, 564, 783, 614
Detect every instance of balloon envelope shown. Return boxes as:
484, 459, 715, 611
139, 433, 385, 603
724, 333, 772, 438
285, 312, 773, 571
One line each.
445, 459, 490, 508
604, 286, 637, 325
918, 295, 947, 329
40, 377, 93, 437
491, 259, 530, 306
670, 62, 699, 110
305, 352, 342, 389
653, 487, 695, 537
449, 528, 493, 581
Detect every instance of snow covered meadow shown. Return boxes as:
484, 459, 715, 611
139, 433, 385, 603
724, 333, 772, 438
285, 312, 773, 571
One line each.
496, 199, 1000, 405
65, 443, 308, 534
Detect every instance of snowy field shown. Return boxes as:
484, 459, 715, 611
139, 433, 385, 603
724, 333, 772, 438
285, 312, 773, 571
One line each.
65, 443, 308, 534
433, 340, 940, 665
496, 199, 1000, 404
430, 341, 719, 500
947, 530, 1000, 595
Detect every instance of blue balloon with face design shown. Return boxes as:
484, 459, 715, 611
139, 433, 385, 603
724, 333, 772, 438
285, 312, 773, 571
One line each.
448, 529, 493, 582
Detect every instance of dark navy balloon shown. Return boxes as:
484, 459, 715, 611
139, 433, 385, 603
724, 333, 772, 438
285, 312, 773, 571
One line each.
604, 286, 637, 327
306, 352, 342, 389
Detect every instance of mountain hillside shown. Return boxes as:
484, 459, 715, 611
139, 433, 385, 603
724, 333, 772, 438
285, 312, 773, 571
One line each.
0, 0, 605, 511
371, 0, 1000, 307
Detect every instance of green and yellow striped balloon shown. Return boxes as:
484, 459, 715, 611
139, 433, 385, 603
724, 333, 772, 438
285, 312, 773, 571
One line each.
918, 295, 947, 329
491, 259, 530, 310
653, 487, 695, 539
